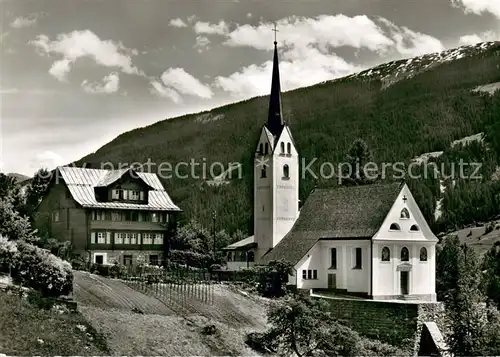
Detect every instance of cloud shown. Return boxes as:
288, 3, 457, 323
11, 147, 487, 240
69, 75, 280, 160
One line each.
161, 68, 214, 99
193, 20, 229, 35
459, 30, 499, 45
194, 35, 211, 52
451, 0, 500, 18
10, 16, 37, 28
30, 150, 65, 171
149, 80, 183, 103
48, 59, 72, 82
214, 16, 443, 98
215, 47, 360, 98
30, 30, 143, 82
169, 18, 188, 28
81, 72, 120, 94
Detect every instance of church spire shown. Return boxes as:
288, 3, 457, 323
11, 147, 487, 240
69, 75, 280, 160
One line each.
267, 24, 284, 137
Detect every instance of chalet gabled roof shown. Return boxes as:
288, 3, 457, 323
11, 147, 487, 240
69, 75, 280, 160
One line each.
260, 182, 404, 265
55, 166, 181, 211
95, 167, 155, 189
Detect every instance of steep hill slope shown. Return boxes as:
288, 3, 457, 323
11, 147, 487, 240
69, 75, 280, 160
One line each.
76, 42, 500, 234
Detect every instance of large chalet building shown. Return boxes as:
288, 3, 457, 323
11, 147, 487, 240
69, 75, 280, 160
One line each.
36, 166, 181, 266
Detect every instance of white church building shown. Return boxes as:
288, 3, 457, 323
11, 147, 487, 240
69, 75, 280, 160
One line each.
223, 39, 437, 302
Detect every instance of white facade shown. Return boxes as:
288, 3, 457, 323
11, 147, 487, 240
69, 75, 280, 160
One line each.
254, 126, 299, 261
289, 184, 438, 301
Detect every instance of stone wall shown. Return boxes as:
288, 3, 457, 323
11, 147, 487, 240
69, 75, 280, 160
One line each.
314, 295, 445, 355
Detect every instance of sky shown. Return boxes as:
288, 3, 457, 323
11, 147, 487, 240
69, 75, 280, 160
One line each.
1, 0, 499, 177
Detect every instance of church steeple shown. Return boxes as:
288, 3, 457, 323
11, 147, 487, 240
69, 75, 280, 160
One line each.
266, 31, 284, 137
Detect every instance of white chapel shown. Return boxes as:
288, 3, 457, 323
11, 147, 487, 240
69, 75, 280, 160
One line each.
222, 39, 437, 302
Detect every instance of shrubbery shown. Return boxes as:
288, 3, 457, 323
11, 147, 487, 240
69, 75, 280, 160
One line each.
168, 249, 213, 268
0, 235, 73, 297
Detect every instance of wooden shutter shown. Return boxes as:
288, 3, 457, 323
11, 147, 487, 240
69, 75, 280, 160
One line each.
123, 190, 128, 200
91, 232, 96, 244
106, 232, 111, 244
111, 189, 119, 199
137, 233, 141, 245
139, 191, 145, 200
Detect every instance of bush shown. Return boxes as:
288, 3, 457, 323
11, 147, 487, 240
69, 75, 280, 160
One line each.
90, 264, 110, 277
109, 262, 126, 279
71, 257, 87, 271
0, 235, 73, 297
169, 249, 213, 268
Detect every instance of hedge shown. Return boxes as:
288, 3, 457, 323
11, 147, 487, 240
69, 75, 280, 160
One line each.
0, 235, 73, 297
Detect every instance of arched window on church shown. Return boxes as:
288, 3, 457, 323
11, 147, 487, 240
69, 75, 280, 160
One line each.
381, 247, 391, 261
287, 142, 291, 154
264, 143, 269, 155
389, 223, 401, 231
400, 208, 410, 219
419, 247, 427, 261
401, 247, 409, 261
259, 143, 263, 155
280, 142, 285, 154
283, 164, 289, 179
410, 224, 419, 232
261, 167, 267, 178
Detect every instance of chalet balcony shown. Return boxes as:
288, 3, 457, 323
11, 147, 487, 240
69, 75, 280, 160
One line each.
89, 243, 164, 251
90, 220, 167, 231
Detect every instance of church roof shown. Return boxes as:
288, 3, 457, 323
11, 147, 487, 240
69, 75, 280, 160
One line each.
260, 182, 404, 265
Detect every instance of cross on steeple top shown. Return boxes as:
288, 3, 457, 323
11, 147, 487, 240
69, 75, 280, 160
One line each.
272, 23, 279, 44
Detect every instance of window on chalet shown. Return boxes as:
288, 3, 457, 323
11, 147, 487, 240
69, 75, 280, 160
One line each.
92, 210, 105, 220
112, 189, 120, 199
114, 232, 124, 244
227, 251, 233, 262
149, 255, 159, 266
154, 233, 163, 245
151, 212, 159, 223
123, 255, 132, 266
95, 255, 104, 265
123, 233, 130, 244
353, 247, 362, 269
97, 232, 106, 244
112, 211, 122, 221
130, 190, 140, 200
52, 211, 60, 222
143, 233, 153, 245
130, 233, 138, 245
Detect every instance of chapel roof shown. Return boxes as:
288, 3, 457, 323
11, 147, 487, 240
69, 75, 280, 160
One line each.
260, 181, 404, 265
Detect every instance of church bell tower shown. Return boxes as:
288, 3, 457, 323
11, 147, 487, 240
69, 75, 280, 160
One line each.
254, 34, 300, 262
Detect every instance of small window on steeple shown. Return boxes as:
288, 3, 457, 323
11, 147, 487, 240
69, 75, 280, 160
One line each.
259, 143, 264, 155
287, 143, 291, 154
264, 143, 269, 155
261, 167, 267, 178
283, 164, 289, 179
280, 142, 285, 154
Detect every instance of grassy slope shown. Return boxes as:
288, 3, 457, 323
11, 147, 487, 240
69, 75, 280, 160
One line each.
0, 290, 109, 356
76, 43, 500, 233
73, 271, 268, 356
